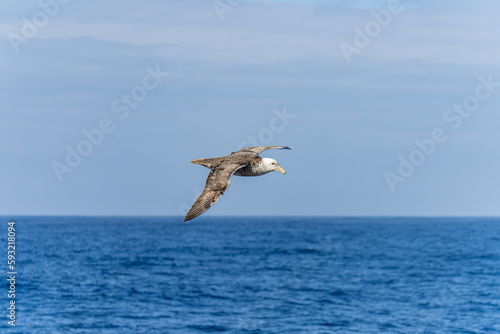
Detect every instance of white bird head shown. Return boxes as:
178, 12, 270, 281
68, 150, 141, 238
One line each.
261, 158, 287, 175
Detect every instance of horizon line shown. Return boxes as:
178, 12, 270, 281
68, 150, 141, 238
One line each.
1, 214, 500, 219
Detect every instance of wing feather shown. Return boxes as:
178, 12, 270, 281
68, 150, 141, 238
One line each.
236, 146, 291, 156
183, 163, 246, 222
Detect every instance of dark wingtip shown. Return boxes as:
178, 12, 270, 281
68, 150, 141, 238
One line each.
283, 146, 291, 150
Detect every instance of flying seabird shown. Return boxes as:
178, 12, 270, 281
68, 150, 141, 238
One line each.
183, 145, 291, 222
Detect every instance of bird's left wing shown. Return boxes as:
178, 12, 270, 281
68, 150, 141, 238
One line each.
236, 146, 291, 156
183, 163, 247, 222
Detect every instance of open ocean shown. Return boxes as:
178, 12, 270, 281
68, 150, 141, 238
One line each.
1, 216, 499, 334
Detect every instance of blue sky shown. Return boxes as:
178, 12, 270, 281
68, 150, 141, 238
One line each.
1, 0, 500, 216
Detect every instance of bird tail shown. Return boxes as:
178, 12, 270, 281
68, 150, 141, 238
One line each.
190, 157, 223, 169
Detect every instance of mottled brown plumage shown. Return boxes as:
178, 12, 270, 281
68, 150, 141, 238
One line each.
183, 146, 291, 222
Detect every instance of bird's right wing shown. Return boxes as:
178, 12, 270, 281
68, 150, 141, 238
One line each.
183, 163, 247, 222
236, 146, 291, 156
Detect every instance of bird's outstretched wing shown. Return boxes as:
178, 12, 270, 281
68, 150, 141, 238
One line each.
183, 163, 247, 222
236, 146, 291, 156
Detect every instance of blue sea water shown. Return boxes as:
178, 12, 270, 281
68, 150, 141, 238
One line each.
1, 216, 499, 334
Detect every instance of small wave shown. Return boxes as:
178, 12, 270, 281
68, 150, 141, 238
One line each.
187, 324, 228, 332
294, 248, 321, 254
329, 289, 348, 296
320, 320, 350, 327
